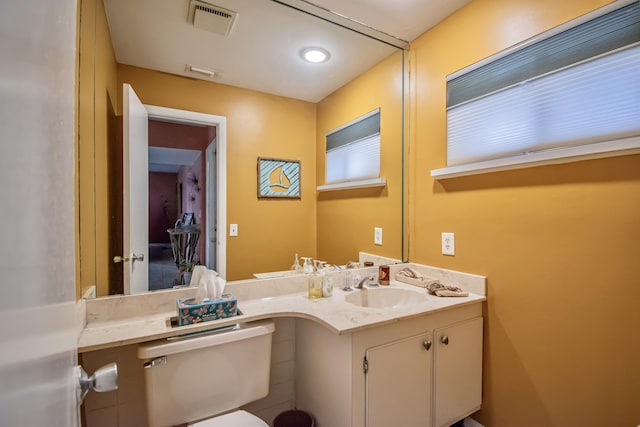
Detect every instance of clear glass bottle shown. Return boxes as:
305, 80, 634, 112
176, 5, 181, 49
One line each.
291, 253, 302, 272
308, 260, 323, 299
321, 263, 333, 297
302, 257, 314, 274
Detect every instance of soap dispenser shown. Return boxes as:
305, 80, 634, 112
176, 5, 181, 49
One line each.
291, 253, 302, 272
321, 262, 333, 297
302, 257, 314, 274
308, 260, 323, 299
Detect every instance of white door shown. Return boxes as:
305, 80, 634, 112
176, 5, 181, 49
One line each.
0, 0, 79, 424
123, 84, 149, 294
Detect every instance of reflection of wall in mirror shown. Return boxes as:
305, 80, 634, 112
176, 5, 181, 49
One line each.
77, 0, 119, 298
116, 64, 318, 282
79, 0, 403, 294
149, 172, 177, 244
178, 164, 201, 223
316, 50, 405, 265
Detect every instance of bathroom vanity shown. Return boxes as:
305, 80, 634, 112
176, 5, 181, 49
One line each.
77, 263, 485, 427
296, 302, 482, 427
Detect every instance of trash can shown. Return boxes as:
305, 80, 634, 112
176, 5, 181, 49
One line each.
273, 409, 314, 427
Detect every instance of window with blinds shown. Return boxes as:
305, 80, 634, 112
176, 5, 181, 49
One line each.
433, 0, 640, 179
325, 109, 381, 185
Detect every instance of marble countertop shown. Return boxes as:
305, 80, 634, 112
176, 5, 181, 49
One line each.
78, 263, 486, 353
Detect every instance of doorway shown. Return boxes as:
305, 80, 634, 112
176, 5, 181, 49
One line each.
148, 144, 203, 290
145, 105, 228, 282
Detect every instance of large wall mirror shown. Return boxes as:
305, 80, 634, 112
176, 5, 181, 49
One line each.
77, 0, 410, 298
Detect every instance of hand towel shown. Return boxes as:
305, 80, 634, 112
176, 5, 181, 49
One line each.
426, 281, 468, 297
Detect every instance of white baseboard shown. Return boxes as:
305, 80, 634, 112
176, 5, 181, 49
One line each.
464, 417, 484, 427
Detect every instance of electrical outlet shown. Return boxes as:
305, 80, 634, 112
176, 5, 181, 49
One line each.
374, 227, 383, 245
442, 232, 455, 255
229, 224, 238, 237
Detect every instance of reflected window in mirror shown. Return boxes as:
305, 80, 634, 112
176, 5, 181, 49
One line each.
326, 109, 381, 184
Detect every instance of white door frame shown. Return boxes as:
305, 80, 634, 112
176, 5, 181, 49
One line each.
144, 105, 227, 279
205, 139, 217, 270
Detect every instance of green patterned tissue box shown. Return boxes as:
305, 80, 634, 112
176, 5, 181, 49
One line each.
177, 293, 238, 326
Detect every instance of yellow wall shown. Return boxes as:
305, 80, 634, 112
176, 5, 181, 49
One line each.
409, 0, 640, 425
77, 0, 95, 299
94, 0, 118, 297
316, 51, 405, 264
77, 0, 118, 298
117, 65, 317, 280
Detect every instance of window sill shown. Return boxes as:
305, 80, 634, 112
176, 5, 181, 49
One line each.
431, 137, 640, 180
317, 177, 386, 192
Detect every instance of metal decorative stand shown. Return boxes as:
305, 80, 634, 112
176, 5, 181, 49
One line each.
167, 224, 200, 285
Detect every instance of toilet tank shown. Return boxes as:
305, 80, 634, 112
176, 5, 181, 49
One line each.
137, 320, 275, 427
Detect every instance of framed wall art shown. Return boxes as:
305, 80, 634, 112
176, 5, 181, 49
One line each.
257, 157, 301, 199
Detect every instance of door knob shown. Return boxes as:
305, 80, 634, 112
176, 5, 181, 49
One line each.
441, 335, 449, 345
131, 253, 145, 263
423, 340, 432, 351
77, 362, 118, 404
113, 255, 129, 263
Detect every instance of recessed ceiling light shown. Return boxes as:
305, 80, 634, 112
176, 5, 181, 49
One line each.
300, 47, 330, 63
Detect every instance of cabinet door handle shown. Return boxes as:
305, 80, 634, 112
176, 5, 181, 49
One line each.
423, 340, 432, 351
441, 335, 449, 345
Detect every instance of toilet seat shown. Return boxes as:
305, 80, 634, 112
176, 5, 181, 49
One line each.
189, 410, 268, 427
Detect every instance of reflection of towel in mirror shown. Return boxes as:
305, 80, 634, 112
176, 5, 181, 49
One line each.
426, 282, 468, 297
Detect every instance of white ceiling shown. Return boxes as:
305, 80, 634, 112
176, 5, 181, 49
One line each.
149, 146, 201, 173
104, 0, 470, 102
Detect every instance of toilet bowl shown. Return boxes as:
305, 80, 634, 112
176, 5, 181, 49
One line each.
137, 320, 275, 427
189, 409, 267, 426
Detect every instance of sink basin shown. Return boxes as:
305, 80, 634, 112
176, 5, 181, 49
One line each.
344, 287, 427, 308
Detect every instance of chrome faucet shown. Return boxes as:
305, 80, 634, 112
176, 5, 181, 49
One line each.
355, 275, 374, 289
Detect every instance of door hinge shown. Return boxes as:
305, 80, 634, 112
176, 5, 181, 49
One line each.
363, 356, 369, 374
143, 356, 167, 368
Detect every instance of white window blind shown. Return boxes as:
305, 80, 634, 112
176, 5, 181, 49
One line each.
325, 109, 381, 184
435, 0, 640, 178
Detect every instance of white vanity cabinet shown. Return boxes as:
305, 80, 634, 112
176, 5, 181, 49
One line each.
365, 332, 433, 427
433, 317, 483, 427
295, 302, 483, 427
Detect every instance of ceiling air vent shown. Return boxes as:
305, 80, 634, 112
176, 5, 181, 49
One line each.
189, 1, 237, 36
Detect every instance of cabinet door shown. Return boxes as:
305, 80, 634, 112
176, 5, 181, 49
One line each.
365, 333, 432, 427
433, 317, 483, 427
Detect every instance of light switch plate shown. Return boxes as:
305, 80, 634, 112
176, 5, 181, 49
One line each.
229, 224, 238, 237
442, 232, 455, 255
374, 227, 383, 245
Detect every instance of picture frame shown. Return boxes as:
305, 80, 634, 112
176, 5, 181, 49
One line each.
257, 157, 301, 199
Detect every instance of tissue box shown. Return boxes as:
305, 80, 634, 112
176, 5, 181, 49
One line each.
176, 293, 238, 326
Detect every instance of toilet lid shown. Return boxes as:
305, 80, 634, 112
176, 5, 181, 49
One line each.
190, 410, 269, 427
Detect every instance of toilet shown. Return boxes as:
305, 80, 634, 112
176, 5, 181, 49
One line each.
137, 320, 275, 427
